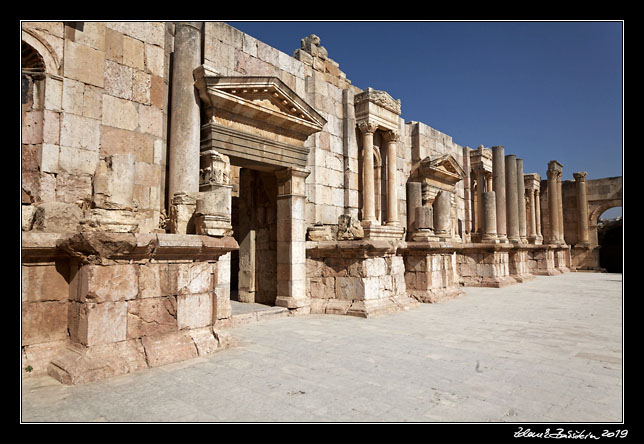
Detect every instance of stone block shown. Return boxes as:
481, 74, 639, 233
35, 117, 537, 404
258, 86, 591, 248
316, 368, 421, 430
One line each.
104, 59, 133, 100
138, 104, 163, 136
336, 276, 364, 300
177, 293, 213, 329
93, 154, 137, 210
141, 330, 198, 368
188, 327, 218, 356
309, 276, 335, 299
102, 94, 139, 131
60, 113, 100, 151
77, 263, 139, 303
122, 35, 145, 70
100, 125, 155, 163
21, 301, 68, 346
81, 208, 139, 233
22, 263, 69, 302
58, 145, 99, 175
176, 262, 213, 295
22, 205, 36, 230
145, 43, 165, 77
69, 301, 128, 346
105, 27, 124, 62
63, 39, 105, 87
127, 296, 177, 338
22, 339, 67, 377
132, 70, 151, 104
31, 201, 82, 233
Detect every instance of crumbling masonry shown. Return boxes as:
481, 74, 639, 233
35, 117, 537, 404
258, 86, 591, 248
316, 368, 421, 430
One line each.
21, 22, 623, 384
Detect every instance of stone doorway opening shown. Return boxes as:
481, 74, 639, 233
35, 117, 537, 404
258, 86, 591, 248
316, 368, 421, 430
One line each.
230, 166, 278, 310
597, 208, 622, 273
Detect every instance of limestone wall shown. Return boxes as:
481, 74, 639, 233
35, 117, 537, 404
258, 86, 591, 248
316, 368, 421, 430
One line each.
21, 21, 171, 234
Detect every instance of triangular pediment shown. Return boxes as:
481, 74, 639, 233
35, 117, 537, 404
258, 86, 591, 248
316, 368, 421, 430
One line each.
417, 154, 465, 185
195, 72, 327, 138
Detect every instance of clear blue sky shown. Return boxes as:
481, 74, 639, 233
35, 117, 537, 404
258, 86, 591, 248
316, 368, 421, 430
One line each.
228, 21, 623, 218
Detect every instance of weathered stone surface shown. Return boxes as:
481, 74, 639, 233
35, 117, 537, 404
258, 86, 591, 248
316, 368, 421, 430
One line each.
77, 263, 138, 303
307, 225, 333, 241
336, 214, 364, 240
127, 296, 177, 338
22, 301, 68, 345
140, 330, 198, 368
57, 232, 138, 262
68, 301, 127, 346
32, 202, 83, 233
92, 154, 137, 210
22, 205, 36, 231
48, 340, 148, 385
22, 263, 69, 302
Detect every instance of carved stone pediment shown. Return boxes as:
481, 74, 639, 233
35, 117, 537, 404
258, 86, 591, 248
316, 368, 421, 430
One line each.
195, 71, 327, 140
195, 69, 327, 170
354, 87, 401, 115
417, 154, 466, 188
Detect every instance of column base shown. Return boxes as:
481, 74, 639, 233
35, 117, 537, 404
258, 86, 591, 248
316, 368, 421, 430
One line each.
363, 223, 405, 240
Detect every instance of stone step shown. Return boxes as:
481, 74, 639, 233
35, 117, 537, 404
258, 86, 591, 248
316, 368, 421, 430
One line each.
229, 301, 290, 327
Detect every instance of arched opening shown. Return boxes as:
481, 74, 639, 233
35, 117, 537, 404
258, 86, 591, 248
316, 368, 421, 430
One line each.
22, 40, 47, 204
597, 207, 622, 273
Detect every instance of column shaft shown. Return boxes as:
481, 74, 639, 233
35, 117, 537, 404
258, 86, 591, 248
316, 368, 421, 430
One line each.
359, 122, 377, 224
557, 175, 565, 244
482, 191, 498, 243
527, 187, 537, 242
516, 159, 527, 243
492, 146, 507, 242
547, 170, 560, 244
505, 154, 520, 243
574, 172, 590, 245
168, 22, 202, 200
535, 189, 543, 242
385, 131, 399, 226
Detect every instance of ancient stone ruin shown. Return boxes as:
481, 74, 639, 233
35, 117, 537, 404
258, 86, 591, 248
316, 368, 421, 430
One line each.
21, 22, 622, 384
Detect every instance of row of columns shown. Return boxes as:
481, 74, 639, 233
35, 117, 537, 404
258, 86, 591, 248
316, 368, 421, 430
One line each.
477, 146, 546, 245
358, 121, 400, 227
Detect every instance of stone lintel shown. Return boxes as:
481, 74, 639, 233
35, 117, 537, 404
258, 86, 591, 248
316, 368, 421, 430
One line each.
306, 239, 400, 259
37, 232, 238, 264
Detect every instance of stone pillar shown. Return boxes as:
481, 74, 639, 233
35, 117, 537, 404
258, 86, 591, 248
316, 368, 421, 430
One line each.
237, 168, 256, 303
534, 189, 543, 244
573, 172, 590, 246
462, 147, 472, 239
481, 191, 499, 244
384, 130, 400, 226
546, 167, 560, 244
557, 172, 565, 245
492, 146, 507, 243
433, 190, 451, 239
406, 182, 422, 239
358, 121, 378, 225
275, 167, 310, 312
516, 159, 527, 244
474, 167, 485, 235
168, 22, 203, 201
527, 186, 537, 243
505, 154, 520, 243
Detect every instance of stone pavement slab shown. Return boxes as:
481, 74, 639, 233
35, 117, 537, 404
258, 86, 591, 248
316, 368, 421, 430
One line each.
21, 272, 623, 423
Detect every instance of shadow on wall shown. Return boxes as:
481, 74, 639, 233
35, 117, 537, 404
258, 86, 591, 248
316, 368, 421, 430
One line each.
598, 218, 622, 273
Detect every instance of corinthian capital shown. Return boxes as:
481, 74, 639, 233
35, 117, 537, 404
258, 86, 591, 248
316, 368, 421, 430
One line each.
383, 130, 400, 142
357, 121, 378, 135
573, 171, 587, 182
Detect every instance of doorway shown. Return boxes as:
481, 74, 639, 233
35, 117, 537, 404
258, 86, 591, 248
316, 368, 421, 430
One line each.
230, 166, 278, 307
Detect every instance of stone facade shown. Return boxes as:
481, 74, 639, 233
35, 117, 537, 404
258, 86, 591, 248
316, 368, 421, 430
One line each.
22, 21, 621, 384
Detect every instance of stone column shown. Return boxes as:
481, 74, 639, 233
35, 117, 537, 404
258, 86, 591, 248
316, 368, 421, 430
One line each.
384, 130, 400, 226
168, 22, 203, 201
275, 167, 310, 312
505, 154, 520, 243
406, 182, 422, 239
534, 188, 543, 244
358, 121, 378, 225
527, 186, 537, 243
492, 146, 507, 243
573, 172, 590, 246
433, 190, 452, 239
557, 172, 565, 245
462, 147, 472, 239
481, 191, 498, 243
237, 168, 256, 303
516, 159, 527, 243
546, 167, 560, 244
474, 167, 485, 235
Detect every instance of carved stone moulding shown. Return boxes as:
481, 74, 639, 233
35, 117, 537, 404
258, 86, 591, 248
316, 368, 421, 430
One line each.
354, 87, 401, 132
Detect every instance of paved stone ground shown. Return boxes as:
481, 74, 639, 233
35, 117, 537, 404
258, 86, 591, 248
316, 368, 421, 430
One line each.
21, 272, 623, 423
